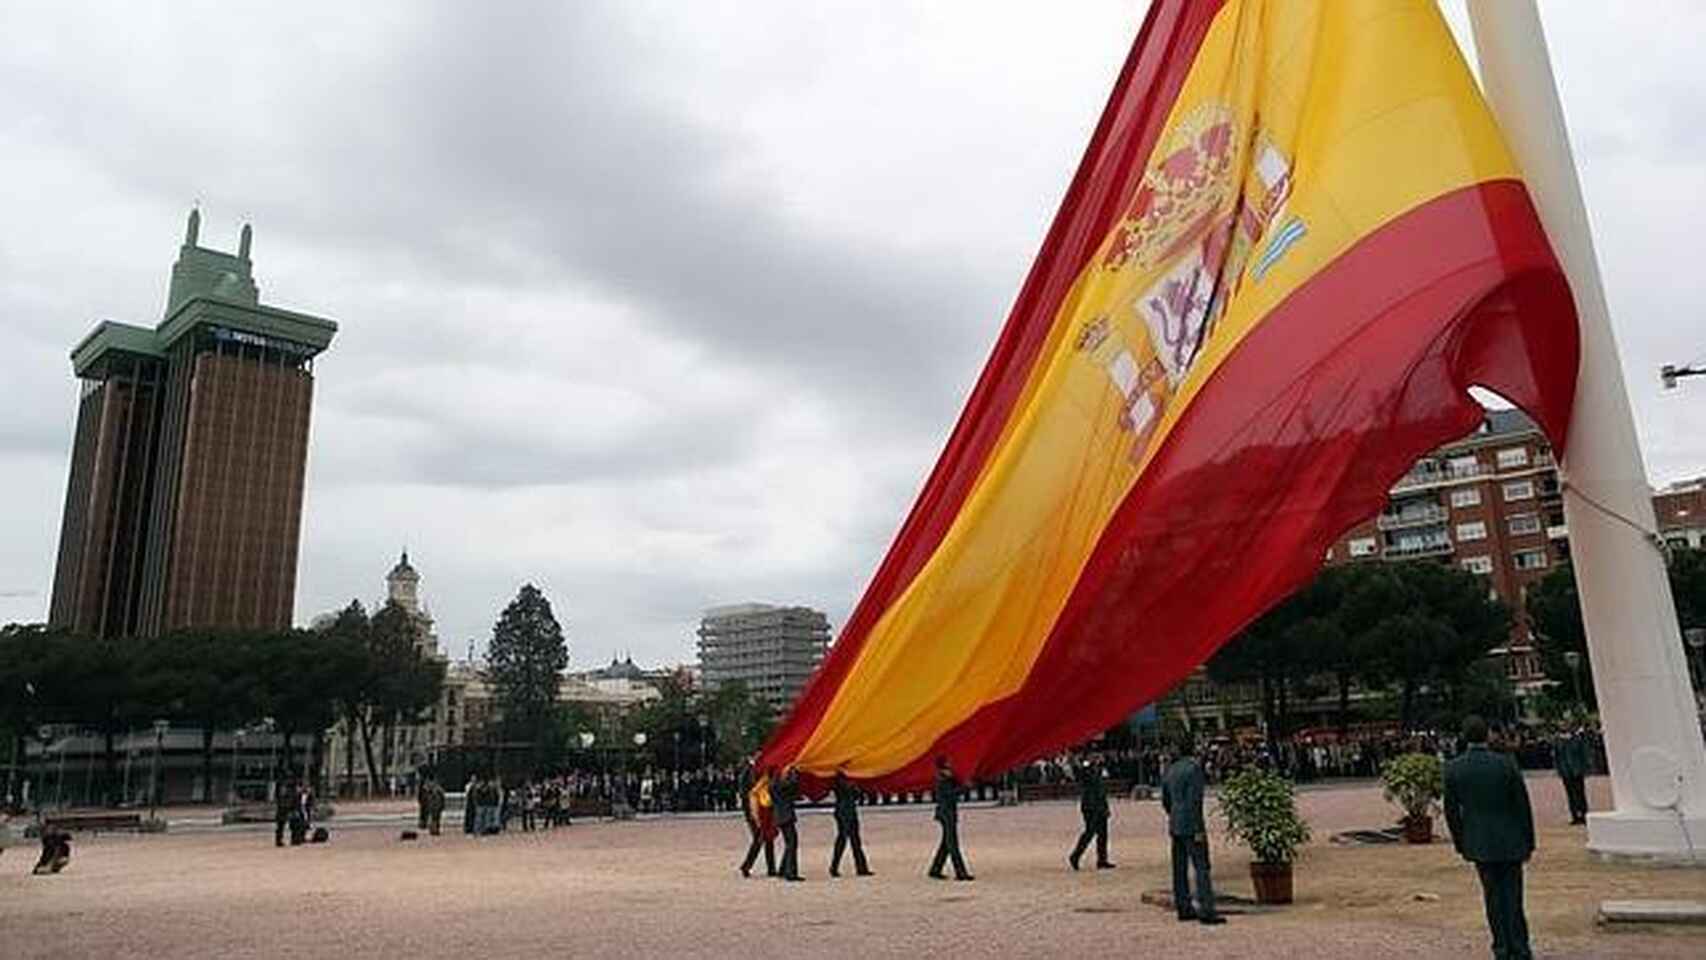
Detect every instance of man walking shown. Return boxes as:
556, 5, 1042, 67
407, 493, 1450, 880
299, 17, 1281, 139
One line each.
928, 755, 973, 881
1554, 723, 1590, 826
1069, 754, 1114, 871
829, 770, 873, 878
1161, 739, 1223, 925
1445, 715, 1534, 960
771, 766, 804, 882
737, 758, 776, 878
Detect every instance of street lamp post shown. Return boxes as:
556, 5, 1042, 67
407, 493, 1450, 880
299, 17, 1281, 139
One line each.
1686, 628, 1706, 693
697, 714, 709, 770
54, 736, 67, 810
261, 718, 277, 801
123, 732, 136, 806
229, 731, 245, 805
149, 719, 169, 821
1563, 651, 1584, 714
36, 725, 52, 813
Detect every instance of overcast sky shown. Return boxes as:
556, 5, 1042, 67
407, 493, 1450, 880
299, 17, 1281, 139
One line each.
2, 2, 1702, 667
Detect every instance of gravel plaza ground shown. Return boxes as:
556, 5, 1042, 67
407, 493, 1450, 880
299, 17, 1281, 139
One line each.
5, 776, 1706, 959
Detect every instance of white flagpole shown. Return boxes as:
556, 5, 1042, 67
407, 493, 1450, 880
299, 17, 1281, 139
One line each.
1467, 0, 1706, 861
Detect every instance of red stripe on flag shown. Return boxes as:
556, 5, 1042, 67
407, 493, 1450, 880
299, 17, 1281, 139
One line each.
858, 179, 1578, 792
759, 0, 1228, 785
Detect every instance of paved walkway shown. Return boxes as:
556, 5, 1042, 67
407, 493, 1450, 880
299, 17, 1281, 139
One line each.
4, 778, 1704, 958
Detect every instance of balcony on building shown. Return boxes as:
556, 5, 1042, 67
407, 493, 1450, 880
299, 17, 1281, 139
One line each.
1383, 533, 1454, 559
1391, 458, 1483, 493
1377, 501, 1449, 530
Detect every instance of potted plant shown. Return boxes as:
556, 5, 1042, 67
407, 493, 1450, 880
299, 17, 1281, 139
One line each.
1380, 752, 1443, 843
1216, 767, 1310, 904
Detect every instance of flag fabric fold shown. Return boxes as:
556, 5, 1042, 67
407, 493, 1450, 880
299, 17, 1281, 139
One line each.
759, 0, 1578, 795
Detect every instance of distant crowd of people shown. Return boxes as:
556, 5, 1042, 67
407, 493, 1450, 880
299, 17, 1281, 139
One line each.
1008, 723, 1606, 791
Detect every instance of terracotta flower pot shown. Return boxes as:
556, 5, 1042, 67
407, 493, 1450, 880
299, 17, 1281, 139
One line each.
1402, 813, 1433, 844
1249, 860, 1294, 904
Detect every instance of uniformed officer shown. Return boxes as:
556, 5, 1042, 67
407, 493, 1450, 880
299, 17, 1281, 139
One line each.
829, 770, 873, 878
771, 766, 804, 882
1069, 754, 1115, 871
737, 759, 776, 878
1161, 739, 1223, 924
422, 775, 446, 836
1553, 723, 1590, 826
1445, 715, 1534, 960
927, 755, 973, 881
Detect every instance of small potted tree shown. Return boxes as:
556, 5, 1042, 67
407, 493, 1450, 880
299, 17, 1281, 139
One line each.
1216, 767, 1310, 904
1381, 752, 1443, 843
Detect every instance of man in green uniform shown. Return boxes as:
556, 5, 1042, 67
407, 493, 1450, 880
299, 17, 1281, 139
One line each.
1553, 723, 1590, 826
737, 758, 776, 878
1161, 739, 1222, 924
771, 766, 804, 882
1445, 715, 1534, 960
421, 775, 446, 836
829, 770, 873, 878
1069, 754, 1114, 870
928, 755, 973, 881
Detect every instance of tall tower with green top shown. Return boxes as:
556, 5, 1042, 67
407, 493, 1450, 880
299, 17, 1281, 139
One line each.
49, 211, 338, 638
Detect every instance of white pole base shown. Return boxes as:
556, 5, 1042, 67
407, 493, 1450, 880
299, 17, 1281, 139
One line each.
1588, 810, 1706, 866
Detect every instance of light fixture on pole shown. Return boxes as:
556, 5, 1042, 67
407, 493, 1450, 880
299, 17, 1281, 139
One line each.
149, 719, 169, 821
261, 717, 278, 801
1563, 650, 1584, 712
1686, 628, 1706, 693
1661, 364, 1704, 390
229, 730, 245, 805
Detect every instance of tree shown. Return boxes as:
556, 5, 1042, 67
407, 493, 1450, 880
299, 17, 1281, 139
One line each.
1526, 547, 1706, 709
486, 585, 569, 763
1209, 570, 1346, 743
704, 680, 773, 763
366, 600, 445, 786
136, 630, 265, 803
1356, 562, 1511, 730
258, 628, 364, 791
0, 623, 61, 805
1208, 560, 1511, 736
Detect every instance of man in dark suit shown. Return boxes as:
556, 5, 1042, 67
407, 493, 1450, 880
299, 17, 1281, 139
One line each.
1553, 723, 1590, 826
829, 770, 873, 878
1445, 715, 1534, 960
737, 759, 777, 878
1069, 754, 1114, 870
928, 755, 973, 881
274, 775, 298, 848
771, 766, 804, 882
1161, 739, 1223, 925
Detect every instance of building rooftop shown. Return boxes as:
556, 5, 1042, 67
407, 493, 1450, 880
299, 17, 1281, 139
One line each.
69, 210, 337, 378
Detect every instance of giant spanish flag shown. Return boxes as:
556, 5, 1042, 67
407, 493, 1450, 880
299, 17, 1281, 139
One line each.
759, 0, 1579, 793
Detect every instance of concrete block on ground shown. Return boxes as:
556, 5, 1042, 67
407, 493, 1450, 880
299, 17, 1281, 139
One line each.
1598, 900, 1706, 927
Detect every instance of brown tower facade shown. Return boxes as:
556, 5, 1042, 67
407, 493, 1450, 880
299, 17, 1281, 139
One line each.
49, 212, 337, 638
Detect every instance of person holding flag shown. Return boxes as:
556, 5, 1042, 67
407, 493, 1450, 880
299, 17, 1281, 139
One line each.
736, 756, 775, 879
927, 755, 973, 882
